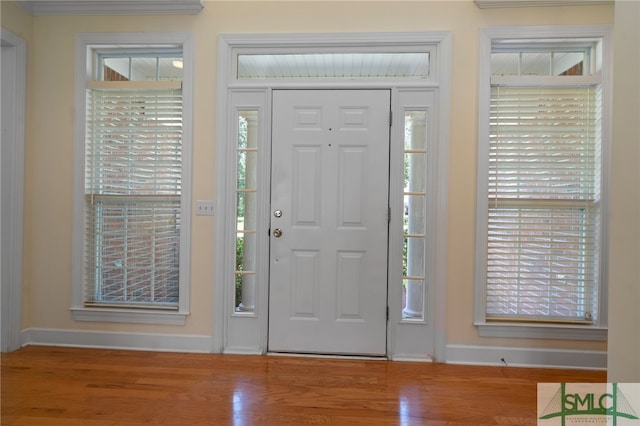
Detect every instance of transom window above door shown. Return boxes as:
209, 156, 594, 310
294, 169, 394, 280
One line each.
237, 52, 430, 80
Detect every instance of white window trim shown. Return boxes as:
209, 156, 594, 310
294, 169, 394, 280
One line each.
474, 25, 611, 340
71, 32, 194, 325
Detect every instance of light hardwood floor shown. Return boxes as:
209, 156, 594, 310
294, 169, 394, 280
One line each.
2, 346, 605, 425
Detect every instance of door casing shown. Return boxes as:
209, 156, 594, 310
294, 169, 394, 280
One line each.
1, 29, 27, 353
214, 32, 451, 361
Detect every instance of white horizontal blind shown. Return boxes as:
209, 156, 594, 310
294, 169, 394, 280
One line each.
486, 85, 601, 322
85, 86, 182, 308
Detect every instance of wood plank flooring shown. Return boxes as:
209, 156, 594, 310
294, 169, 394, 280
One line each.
2, 346, 605, 425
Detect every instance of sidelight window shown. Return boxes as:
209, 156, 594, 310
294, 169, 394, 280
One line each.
235, 110, 258, 312
402, 111, 427, 320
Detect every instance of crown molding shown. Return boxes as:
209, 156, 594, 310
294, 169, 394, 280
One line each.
18, 0, 204, 15
475, 0, 613, 8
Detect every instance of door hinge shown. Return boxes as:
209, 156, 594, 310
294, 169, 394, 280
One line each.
388, 207, 391, 224
389, 111, 393, 127
386, 306, 389, 321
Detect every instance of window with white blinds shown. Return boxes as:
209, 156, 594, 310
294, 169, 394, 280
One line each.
487, 85, 601, 322
85, 85, 183, 308
73, 34, 192, 324
476, 29, 610, 330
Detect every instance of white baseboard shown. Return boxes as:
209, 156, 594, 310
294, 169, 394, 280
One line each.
389, 355, 434, 362
446, 344, 607, 370
22, 328, 213, 353
19, 329, 607, 370
223, 346, 263, 355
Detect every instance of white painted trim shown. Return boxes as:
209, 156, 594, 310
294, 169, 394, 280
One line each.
211, 35, 231, 354
389, 356, 434, 363
22, 328, 211, 352
223, 347, 263, 356
220, 31, 452, 52
180, 34, 196, 317
446, 344, 607, 370
475, 0, 612, 8
18, 0, 203, 16
72, 32, 194, 324
479, 24, 613, 41
70, 308, 188, 325
1, 29, 27, 353
268, 352, 388, 361
476, 322, 607, 341
433, 31, 452, 364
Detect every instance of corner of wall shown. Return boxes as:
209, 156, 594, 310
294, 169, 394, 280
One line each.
607, 0, 640, 382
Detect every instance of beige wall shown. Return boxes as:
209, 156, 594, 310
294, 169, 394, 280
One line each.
1, 1, 33, 39
4, 0, 630, 362
608, 0, 640, 382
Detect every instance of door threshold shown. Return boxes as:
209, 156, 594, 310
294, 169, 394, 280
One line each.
266, 352, 388, 361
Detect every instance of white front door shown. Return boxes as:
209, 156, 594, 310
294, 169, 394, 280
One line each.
268, 89, 390, 356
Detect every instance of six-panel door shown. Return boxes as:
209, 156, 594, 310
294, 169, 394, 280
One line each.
268, 90, 391, 356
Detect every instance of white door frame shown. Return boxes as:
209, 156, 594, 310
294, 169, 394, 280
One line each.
213, 32, 451, 361
1, 29, 27, 352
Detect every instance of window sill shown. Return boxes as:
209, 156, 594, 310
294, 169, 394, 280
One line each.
474, 0, 612, 8
71, 307, 188, 325
475, 321, 607, 341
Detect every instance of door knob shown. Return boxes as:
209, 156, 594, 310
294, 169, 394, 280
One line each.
273, 228, 283, 238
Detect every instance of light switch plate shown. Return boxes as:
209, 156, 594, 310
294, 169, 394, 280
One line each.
196, 200, 214, 216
